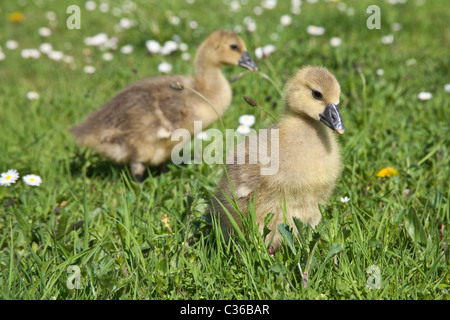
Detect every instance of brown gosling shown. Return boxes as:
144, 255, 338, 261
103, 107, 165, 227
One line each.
211, 65, 345, 251
70, 30, 258, 181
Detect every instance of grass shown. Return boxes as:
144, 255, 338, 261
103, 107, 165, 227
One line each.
0, 0, 449, 300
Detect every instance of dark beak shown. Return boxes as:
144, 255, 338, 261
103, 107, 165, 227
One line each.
238, 51, 258, 72
319, 103, 345, 135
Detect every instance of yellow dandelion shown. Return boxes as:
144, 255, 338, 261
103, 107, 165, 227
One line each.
376, 167, 399, 178
8, 12, 25, 22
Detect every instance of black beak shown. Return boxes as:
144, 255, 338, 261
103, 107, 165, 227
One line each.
319, 103, 345, 135
238, 51, 258, 72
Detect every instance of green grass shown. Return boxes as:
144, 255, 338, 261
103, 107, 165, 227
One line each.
0, 0, 449, 300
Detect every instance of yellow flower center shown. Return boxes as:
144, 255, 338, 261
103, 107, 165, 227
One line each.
6, 175, 11, 179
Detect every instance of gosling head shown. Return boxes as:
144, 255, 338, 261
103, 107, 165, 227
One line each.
285, 66, 345, 135
197, 30, 258, 72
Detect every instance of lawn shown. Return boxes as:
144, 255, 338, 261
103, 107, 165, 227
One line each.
0, 0, 448, 301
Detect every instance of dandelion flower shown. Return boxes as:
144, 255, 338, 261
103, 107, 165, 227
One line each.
330, 37, 342, 47
376, 167, 399, 178
239, 114, 256, 127
417, 92, 432, 101
23, 174, 42, 186
237, 125, 251, 135
27, 91, 39, 100
307, 25, 325, 36
0, 169, 20, 186
340, 196, 350, 203
158, 62, 172, 73
8, 12, 25, 22
38, 27, 52, 37
83, 65, 96, 74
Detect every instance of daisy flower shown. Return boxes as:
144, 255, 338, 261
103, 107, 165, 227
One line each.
237, 125, 251, 135
120, 44, 133, 54
0, 51, 5, 61
6, 40, 19, 50
280, 15, 292, 26
340, 196, 350, 203
0, 169, 20, 186
381, 34, 394, 45
23, 174, 42, 186
158, 62, 172, 73
196, 131, 209, 140
38, 27, 52, 37
146, 40, 161, 54
444, 84, 450, 93
83, 65, 96, 74
376, 167, 399, 178
21, 49, 41, 59
239, 114, 256, 127
102, 52, 113, 61
330, 37, 342, 47
27, 91, 39, 100
417, 92, 432, 101
307, 25, 325, 36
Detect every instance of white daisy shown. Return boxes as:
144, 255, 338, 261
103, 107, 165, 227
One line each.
160, 40, 178, 55
119, 18, 134, 29
158, 62, 172, 73
39, 43, 53, 54
444, 84, 450, 92
38, 27, 52, 37
307, 25, 325, 36
237, 125, 251, 135
181, 52, 191, 61
48, 50, 64, 61
27, 91, 39, 100
280, 15, 292, 26
85, 1, 97, 11
23, 174, 42, 186
189, 21, 198, 29
330, 37, 342, 47
261, 0, 277, 10
120, 44, 133, 54
83, 65, 96, 74
239, 114, 256, 127
6, 40, 19, 50
196, 131, 209, 140
376, 68, 384, 76
381, 34, 394, 45
0, 169, 19, 186
146, 40, 161, 54
21, 49, 41, 59
102, 52, 114, 61
417, 92, 432, 101
0, 51, 5, 61
340, 196, 350, 203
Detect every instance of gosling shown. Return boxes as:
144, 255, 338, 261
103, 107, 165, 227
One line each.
211, 66, 345, 251
70, 30, 257, 181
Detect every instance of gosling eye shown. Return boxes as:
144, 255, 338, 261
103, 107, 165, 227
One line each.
230, 44, 239, 51
312, 90, 323, 100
